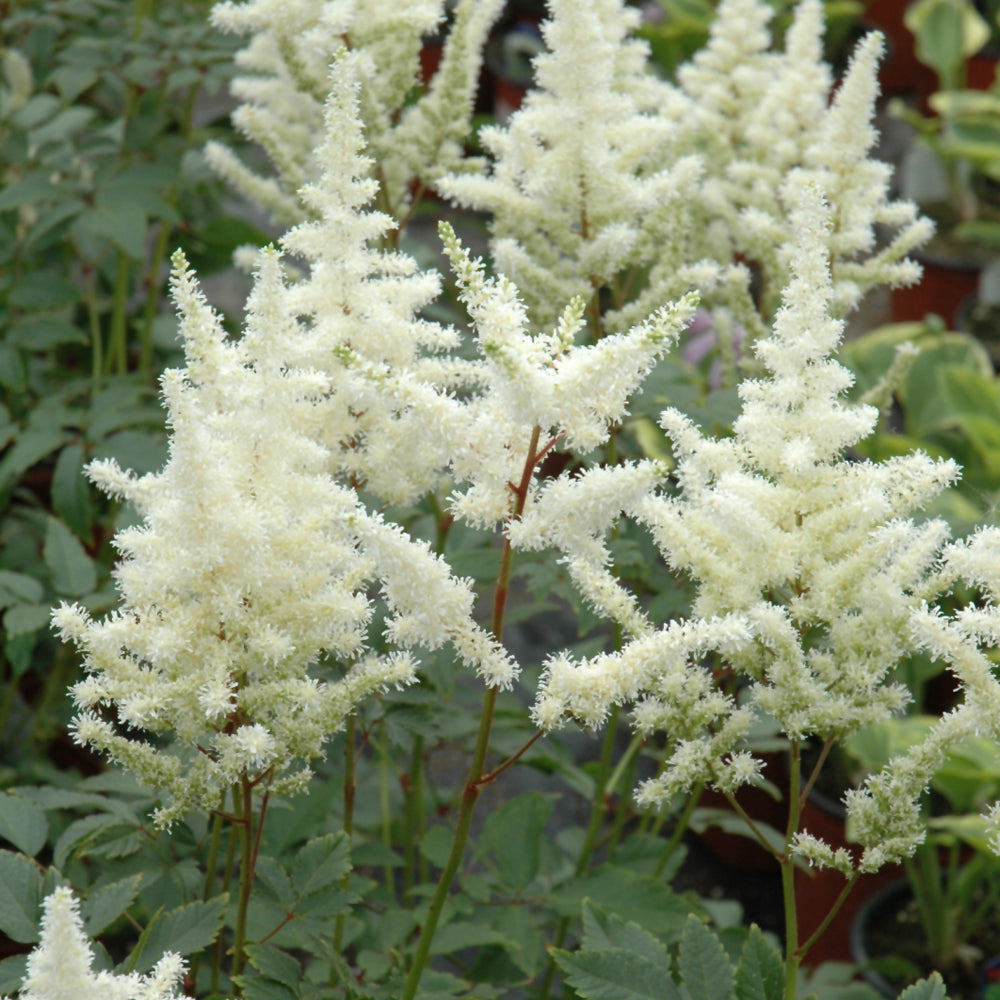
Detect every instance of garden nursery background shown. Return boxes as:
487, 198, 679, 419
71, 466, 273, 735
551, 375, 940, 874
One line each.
4, 1, 1000, 999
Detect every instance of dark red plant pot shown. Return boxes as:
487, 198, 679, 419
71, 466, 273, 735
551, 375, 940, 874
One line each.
862, 0, 936, 99
890, 253, 981, 329
793, 786, 903, 965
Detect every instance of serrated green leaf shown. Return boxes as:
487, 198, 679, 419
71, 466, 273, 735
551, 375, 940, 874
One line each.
53, 813, 132, 869
125, 895, 228, 974
245, 943, 302, 988
254, 856, 295, 909
0, 850, 41, 943
82, 874, 143, 937
7, 272, 80, 310
236, 977, 298, 1000
478, 792, 554, 892
429, 921, 513, 956
0, 792, 48, 857
52, 443, 93, 539
735, 925, 784, 1000
44, 515, 97, 595
679, 915, 734, 1000
579, 901, 672, 972
897, 973, 949, 1000
553, 947, 683, 1000
551, 867, 696, 939
290, 833, 350, 899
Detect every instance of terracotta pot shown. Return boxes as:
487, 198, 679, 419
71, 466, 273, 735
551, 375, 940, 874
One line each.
862, 0, 937, 99
890, 251, 982, 329
793, 785, 903, 965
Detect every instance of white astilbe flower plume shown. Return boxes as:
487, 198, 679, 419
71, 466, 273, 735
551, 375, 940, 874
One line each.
275, 49, 467, 504
638, 0, 933, 337
1, 887, 199, 1000
52, 249, 418, 828
439, 222, 698, 529
438, 0, 704, 333
207, 0, 501, 227
516, 184, 1000, 872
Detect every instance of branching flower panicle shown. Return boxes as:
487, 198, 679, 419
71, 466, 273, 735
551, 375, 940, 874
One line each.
517, 183, 1000, 872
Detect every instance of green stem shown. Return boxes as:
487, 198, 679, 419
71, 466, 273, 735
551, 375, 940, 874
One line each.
653, 781, 704, 878
106, 252, 130, 375
398, 686, 498, 1000
190, 810, 225, 987
231, 777, 255, 986
333, 712, 356, 954
211, 801, 240, 996
404, 734, 426, 895
781, 741, 802, 1000
398, 426, 542, 1000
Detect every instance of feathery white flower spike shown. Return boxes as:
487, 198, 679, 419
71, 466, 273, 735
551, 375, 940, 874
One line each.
4, 887, 198, 1000
519, 183, 1000, 874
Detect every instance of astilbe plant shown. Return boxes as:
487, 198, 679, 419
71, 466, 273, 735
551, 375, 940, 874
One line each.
514, 182, 1000, 993
206, 0, 503, 232
18, 1, 1000, 999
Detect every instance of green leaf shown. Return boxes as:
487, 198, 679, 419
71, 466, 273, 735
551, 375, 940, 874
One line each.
679, 915, 734, 1000
244, 943, 302, 988
52, 443, 93, 539
421, 824, 454, 868
734, 926, 784, 1000
7, 272, 80, 310
44, 515, 97, 595
290, 833, 350, 899
236, 977, 298, 1000
2, 603, 51, 638
7, 316, 87, 351
0, 792, 48, 857
478, 792, 554, 892
0, 429, 66, 490
73, 201, 147, 260
125, 895, 228, 974
551, 867, 696, 939
30, 106, 94, 146
0, 955, 28, 996
0, 175, 56, 212
896, 974, 948, 1000
579, 901, 672, 972
0, 571, 44, 609
553, 947, 683, 1000
82, 874, 144, 937
0, 850, 42, 943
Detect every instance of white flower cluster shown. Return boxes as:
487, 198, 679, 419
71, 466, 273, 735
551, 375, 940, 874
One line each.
442, 0, 931, 351
2, 888, 197, 1000
517, 184, 1000, 871
53, 222, 507, 824
207, 0, 501, 227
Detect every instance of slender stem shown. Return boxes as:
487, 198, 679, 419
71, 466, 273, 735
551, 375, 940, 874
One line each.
333, 714, 356, 956
798, 734, 834, 812
479, 729, 543, 786
404, 735, 425, 896
190, 810, 225, 987
379, 727, 396, 899
781, 740, 803, 1000
653, 782, 704, 878
106, 253, 130, 375
231, 777, 255, 985
796, 872, 859, 961
398, 686, 498, 1000
398, 427, 542, 1000
211, 798, 240, 996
